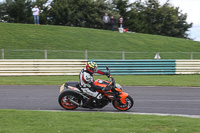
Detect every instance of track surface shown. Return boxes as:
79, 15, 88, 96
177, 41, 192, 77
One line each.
0, 85, 200, 115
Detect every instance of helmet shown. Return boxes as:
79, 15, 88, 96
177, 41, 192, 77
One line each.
86, 61, 97, 74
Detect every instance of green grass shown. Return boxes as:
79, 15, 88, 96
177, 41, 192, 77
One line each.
0, 110, 200, 133
0, 75, 200, 86
1, 23, 200, 133
0, 23, 200, 59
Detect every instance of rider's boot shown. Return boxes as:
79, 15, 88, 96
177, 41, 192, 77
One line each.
84, 93, 102, 109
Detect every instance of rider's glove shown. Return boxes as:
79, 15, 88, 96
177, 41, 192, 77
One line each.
104, 72, 110, 78
104, 72, 109, 76
102, 85, 111, 91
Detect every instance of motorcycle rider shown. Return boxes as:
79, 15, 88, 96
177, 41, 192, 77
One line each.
79, 61, 110, 108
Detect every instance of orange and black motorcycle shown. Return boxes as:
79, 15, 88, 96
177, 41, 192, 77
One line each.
58, 67, 134, 111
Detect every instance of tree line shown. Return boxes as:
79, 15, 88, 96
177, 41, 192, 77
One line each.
0, 0, 193, 39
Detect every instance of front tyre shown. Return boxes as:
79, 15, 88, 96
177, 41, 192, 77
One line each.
58, 91, 80, 110
112, 95, 134, 111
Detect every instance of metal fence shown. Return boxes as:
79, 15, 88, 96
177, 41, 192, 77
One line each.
1, 49, 200, 60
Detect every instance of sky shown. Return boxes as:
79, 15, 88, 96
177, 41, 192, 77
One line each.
129, 0, 200, 41
0, 0, 199, 41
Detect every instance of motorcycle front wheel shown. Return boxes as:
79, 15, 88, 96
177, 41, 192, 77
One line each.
112, 95, 134, 111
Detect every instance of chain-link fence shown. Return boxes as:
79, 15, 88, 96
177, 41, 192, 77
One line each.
1, 49, 200, 59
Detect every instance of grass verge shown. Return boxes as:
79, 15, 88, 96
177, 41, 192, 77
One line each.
0, 75, 200, 86
0, 110, 200, 133
0, 23, 200, 59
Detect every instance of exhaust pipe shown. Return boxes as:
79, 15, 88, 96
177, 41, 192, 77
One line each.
68, 99, 80, 106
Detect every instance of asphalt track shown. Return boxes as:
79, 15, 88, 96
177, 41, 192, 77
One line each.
0, 85, 200, 116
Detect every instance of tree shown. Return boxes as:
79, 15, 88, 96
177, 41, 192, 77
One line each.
173, 7, 192, 39
5, 0, 33, 23
127, 0, 149, 33
0, 0, 48, 24
48, 0, 70, 25
128, 0, 192, 39
0, 2, 7, 22
112, 0, 131, 27
49, 0, 116, 29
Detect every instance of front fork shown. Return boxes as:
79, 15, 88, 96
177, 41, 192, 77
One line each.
116, 92, 129, 104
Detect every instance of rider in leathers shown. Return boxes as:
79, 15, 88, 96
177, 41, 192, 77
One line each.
79, 61, 110, 107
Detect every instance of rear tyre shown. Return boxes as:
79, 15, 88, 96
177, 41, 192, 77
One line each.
58, 91, 81, 110
112, 95, 134, 111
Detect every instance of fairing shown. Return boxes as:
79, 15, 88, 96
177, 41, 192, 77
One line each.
94, 79, 129, 104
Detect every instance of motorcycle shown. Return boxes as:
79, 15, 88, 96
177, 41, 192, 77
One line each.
58, 67, 134, 111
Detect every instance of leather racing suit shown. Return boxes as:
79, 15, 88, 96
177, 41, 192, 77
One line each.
79, 68, 108, 99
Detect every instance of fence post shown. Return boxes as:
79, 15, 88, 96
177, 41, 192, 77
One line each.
122, 51, 125, 60
44, 49, 47, 59
1, 48, 4, 59
190, 52, 193, 60
85, 50, 88, 60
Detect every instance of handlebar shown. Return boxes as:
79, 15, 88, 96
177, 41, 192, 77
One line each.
106, 66, 115, 87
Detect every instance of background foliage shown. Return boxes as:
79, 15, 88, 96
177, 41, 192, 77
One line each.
0, 0, 193, 39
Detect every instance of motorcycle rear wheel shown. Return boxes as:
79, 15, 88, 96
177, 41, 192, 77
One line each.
58, 91, 80, 110
112, 95, 134, 111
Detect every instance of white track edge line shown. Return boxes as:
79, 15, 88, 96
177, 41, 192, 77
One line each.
38, 110, 200, 118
